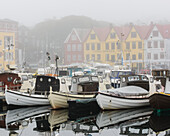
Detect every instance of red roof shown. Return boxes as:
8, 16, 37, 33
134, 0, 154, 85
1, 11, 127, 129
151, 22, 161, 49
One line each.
93, 27, 111, 41
114, 25, 132, 40
135, 24, 154, 39
156, 24, 170, 39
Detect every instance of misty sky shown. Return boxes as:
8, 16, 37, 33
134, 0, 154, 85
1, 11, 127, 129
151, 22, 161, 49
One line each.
1, 0, 170, 26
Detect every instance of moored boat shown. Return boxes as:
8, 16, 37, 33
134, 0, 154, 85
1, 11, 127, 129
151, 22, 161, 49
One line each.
48, 75, 112, 109
96, 74, 161, 110
149, 69, 170, 110
5, 75, 61, 106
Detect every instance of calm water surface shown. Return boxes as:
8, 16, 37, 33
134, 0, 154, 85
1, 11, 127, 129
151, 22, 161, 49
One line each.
0, 106, 169, 136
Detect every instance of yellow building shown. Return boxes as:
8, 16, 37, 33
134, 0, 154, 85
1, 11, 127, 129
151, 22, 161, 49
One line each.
104, 27, 121, 66
0, 32, 15, 70
84, 28, 110, 64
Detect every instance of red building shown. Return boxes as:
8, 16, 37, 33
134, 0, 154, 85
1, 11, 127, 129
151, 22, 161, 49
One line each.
64, 28, 90, 65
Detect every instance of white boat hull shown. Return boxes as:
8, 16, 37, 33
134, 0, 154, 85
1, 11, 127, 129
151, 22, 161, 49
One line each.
48, 92, 95, 109
5, 90, 50, 106
96, 92, 149, 110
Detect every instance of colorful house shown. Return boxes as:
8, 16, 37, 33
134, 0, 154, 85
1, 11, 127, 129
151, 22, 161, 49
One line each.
64, 28, 90, 65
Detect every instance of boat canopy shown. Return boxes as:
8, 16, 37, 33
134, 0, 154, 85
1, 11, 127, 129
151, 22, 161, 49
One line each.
35, 75, 60, 93
107, 86, 149, 96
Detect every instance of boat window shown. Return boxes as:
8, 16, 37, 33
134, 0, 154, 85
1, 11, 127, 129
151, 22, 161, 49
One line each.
21, 75, 28, 81
122, 77, 126, 83
99, 77, 103, 83
61, 78, 66, 84
141, 76, 148, 81
111, 71, 118, 77
91, 76, 98, 82
72, 78, 77, 83
150, 77, 154, 83
40, 78, 43, 82
128, 76, 139, 81
7, 77, 13, 82
28, 75, 33, 79
79, 77, 90, 82
48, 78, 51, 82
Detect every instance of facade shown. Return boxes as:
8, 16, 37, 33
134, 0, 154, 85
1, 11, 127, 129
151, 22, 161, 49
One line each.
84, 27, 110, 64
64, 23, 170, 71
64, 28, 90, 65
0, 32, 15, 70
0, 19, 18, 70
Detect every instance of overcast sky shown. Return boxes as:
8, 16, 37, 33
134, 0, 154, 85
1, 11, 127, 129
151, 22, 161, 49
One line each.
1, 0, 170, 26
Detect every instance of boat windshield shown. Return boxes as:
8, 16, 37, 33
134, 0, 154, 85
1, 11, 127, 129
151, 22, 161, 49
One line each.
21, 75, 28, 81
79, 77, 90, 82
128, 76, 139, 81
111, 71, 132, 78
91, 76, 98, 82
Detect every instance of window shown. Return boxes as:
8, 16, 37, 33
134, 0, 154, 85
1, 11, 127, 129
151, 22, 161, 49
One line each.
97, 54, 101, 61
117, 53, 121, 60
72, 55, 76, 61
71, 35, 77, 40
138, 53, 142, 59
67, 44, 71, 51
160, 52, 164, 59
0, 40, 2, 46
106, 43, 109, 50
110, 32, 116, 39
154, 54, 158, 60
138, 42, 142, 49
86, 43, 89, 50
111, 42, 115, 50
92, 54, 95, 61
126, 53, 130, 60
132, 42, 136, 49
91, 43, 95, 50
90, 34, 96, 40
106, 54, 109, 61
153, 31, 158, 37
86, 54, 89, 61
147, 41, 152, 48
131, 32, 136, 38
4, 36, 13, 50
160, 41, 164, 48
77, 44, 82, 51
72, 44, 76, 51
67, 55, 71, 62
97, 43, 101, 50
126, 42, 130, 49
111, 55, 115, 62
78, 55, 82, 61
147, 53, 151, 59
117, 43, 121, 50
132, 54, 136, 60
154, 41, 158, 48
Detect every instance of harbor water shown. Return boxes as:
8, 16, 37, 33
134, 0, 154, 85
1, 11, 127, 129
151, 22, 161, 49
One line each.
0, 105, 169, 136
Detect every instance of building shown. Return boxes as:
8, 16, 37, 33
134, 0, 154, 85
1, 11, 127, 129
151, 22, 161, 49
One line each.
64, 28, 90, 65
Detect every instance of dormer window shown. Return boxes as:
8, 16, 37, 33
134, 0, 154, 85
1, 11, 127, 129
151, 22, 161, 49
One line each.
71, 35, 76, 40
110, 32, 116, 39
131, 32, 136, 38
153, 31, 158, 37
90, 34, 96, 40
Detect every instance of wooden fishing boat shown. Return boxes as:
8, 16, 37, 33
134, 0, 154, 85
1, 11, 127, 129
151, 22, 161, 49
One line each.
96, 75, 162, 110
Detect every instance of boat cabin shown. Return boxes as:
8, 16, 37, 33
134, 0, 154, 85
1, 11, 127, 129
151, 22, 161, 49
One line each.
152, 69, 170, 88
118, 75, 150, 91
34, 75, 70, 95
70, 75, 99, 94
0, 72, 21, 91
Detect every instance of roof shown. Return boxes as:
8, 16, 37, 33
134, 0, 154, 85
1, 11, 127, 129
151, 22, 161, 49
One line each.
64, 28, 91, 43
93, 27, 111, 41
156, 24, 170, 39
135, 24, 154, 39
114, 25, 132, 40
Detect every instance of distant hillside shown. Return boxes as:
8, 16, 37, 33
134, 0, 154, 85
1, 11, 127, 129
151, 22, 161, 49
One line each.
19, 15, 111, 65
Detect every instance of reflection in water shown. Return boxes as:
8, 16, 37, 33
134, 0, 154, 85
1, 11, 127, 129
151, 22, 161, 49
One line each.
149, 110, 170, 134
1, 105, 170, 135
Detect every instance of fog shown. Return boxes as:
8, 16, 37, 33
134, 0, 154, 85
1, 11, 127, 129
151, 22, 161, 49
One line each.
1, 0, 170, 26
